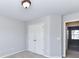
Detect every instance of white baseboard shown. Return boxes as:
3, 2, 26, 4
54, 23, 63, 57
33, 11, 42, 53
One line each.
1, 49, 26, 58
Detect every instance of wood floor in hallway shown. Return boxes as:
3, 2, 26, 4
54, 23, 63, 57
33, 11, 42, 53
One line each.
5, 51, 47, 58
67, 50, 79, 58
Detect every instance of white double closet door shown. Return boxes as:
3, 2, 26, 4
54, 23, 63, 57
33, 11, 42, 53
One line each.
28, 23, 45, 55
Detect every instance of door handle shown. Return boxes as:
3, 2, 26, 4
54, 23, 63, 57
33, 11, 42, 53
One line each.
34, 40, 36, 41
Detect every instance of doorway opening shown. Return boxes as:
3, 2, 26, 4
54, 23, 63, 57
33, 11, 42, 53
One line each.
65, 21, 79, 58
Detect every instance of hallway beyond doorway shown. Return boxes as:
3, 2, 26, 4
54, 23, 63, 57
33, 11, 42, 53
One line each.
67, 50, 79, 58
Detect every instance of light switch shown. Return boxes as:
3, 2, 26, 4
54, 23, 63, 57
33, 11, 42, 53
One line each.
57, 37, 60, 40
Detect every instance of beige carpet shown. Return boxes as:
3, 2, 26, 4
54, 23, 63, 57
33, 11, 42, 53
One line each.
6, 50, 79, 58
5, 51, 46, 58
66, 50, 79, 58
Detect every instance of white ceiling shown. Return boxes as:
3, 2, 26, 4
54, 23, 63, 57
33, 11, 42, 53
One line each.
0, 0, 79, 21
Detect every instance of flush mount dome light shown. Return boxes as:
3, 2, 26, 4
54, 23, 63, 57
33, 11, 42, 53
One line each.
21, 0, 31, 8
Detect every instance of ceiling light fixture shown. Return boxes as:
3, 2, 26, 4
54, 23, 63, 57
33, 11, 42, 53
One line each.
21, 0, 31, 8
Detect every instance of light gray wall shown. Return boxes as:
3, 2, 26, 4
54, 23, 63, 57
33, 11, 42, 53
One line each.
0, 16, 26, 57
49, 15, 62, 57
64, 12, 79, 21
0, 15, 63, 57
25, 15, 62, 57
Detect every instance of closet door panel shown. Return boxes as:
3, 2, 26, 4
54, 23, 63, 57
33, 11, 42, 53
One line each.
28, 23, 45, 55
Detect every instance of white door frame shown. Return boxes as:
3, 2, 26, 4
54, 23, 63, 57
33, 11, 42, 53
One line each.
63, 19, 79, 57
